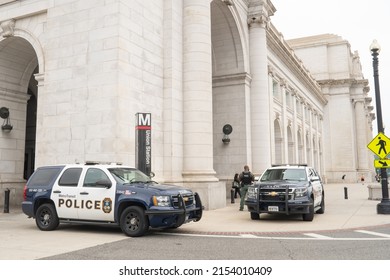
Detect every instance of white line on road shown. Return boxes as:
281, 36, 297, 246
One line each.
304, 233, 332, 239
355, 230, 390, 238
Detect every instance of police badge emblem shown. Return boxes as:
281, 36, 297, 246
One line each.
102, 197, 112, 213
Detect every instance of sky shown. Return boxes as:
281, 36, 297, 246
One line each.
270, 0, 389, 135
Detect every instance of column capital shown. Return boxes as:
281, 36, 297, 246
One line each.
247, 12, 269, 28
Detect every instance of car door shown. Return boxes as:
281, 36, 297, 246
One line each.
309, 168, 322, 206
76, 167, 116, 222
51, 167, 83, 219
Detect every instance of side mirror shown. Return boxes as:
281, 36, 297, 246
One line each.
310, 176, 320, 182
96, 179, 112, 188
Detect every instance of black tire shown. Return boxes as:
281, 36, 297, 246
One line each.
250, 212, 260, 220
302, 198, 314, 221
316, 193, 325, 214
120, 206, 149, 237
35, 203, 59, 231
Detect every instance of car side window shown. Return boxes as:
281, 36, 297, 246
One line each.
58, 168, 82, 187
83, 168, 110, 187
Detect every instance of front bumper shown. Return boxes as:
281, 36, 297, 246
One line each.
145, 192, 203, 228
246, 199, 312, 215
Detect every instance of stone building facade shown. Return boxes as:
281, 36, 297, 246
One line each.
0, 0, 374, 209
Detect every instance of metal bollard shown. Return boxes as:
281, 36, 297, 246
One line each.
344, 187, 348, 199
231, 189, 235, 204
4, 188, 10, 213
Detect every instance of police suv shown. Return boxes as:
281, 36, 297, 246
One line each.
22, 163, 203, 237
245, 164, 325, 221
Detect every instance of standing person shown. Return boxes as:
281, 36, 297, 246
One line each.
232, 173, 241, 199
239, 165, 255, 211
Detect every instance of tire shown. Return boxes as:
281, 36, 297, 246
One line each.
120, 206, 149, 237
316, 193, 325, 214
35, 203, 59, 231
250, 212, 260, 220
302, 198, 314, 221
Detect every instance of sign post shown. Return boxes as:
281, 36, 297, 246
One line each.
135, 113, 151, 176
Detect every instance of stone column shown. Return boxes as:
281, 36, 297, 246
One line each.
247, 9, 271, 173
354, 99, 369, 172
182, 0, 224, 209
163, 0, 184, 182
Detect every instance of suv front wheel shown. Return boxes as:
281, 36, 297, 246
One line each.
302, 198, 314, 221
120, 206, 150, 237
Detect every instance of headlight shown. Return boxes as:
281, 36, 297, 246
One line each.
294, 188, 308, 198
246, 187, 258, 199
152, 195, 171, 207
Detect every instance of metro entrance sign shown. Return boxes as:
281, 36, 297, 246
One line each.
367, 132, 390, 159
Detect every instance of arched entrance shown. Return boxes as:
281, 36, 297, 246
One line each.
0, 35, 39, 204
211, 0, 249, 178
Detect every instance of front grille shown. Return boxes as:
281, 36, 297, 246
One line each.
172, 194, 195, 208
259, 187, 293, 201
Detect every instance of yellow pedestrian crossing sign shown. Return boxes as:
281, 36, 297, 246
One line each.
367, 132, 390, 159
374, 159, 390, 168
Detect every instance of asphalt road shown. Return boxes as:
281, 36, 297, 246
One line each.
38, 226, 390, 260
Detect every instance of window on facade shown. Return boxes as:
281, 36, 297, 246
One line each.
296, 100, 302, 115
58, 168, 82, 187
305, 107, 310, 121
273, 80, 280, 101
286, 91, 292, 108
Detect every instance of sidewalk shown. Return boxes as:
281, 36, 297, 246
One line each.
0, 183, 389, 260
180, 183, 390, 233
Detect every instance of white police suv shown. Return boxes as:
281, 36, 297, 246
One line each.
245, 164, 325, 221
22, 163, 203, 237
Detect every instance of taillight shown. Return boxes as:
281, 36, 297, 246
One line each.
23, 185, 27, 200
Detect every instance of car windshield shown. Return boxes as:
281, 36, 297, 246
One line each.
260, 168, 307, 182
108, 168, 152, 184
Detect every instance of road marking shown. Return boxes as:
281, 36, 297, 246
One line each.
355, 230, 390, 238
240, 234, 259, 238
304, 233, 332, 239
156, 231, 390, 241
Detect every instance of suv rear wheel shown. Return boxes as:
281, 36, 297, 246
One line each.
35, 203, 59, 231
316, 193, 325, 214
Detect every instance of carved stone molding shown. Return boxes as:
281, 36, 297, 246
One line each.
268, 65, 274, 76
34, 73, 45, 87
0, 19, 16, 38
221, 0, 233, 5
247, 12, 269, 28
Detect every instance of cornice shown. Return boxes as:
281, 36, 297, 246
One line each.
318, 78, 369, 87
266, 23, 327, 105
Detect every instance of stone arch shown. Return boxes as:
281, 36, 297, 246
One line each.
287, 124, 294, 163
274, 119, 282, 164
211, 0, 249, 177
306, 133, 311, 166
297, 129, 303, 164
0, 34, 40, 181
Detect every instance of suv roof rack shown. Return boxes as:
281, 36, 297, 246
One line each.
271, 164, 307, 167
85, 161, 123, 165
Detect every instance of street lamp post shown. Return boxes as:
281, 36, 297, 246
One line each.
370, 39, 390, 214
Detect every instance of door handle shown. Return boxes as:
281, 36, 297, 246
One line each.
80, 192, 89, 195
53, 190, 61, 193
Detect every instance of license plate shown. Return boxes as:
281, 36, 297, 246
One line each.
268, 206, 279, 212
